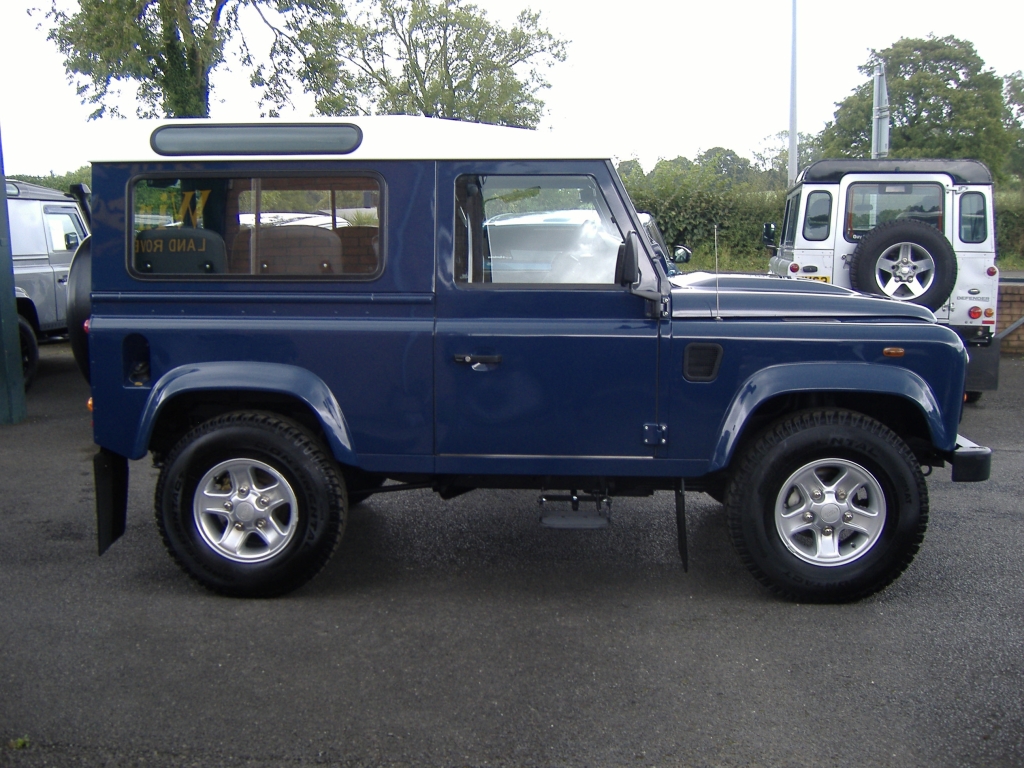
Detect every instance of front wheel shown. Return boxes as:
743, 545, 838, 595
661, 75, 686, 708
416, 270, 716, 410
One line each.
155, 412, 346, 597
725, 410, 928, 602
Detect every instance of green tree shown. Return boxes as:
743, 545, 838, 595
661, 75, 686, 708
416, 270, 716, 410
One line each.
306, 0, 566, 127
753, 131, 822, 190
1003, 71, 1024, 182
46, 0, 338, 118
818, 36, 1011, 176
8, 165, 92, 192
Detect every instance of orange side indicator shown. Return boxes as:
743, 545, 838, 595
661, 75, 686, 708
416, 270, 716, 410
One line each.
883, 347, 905, 358
87, 397, 94, 412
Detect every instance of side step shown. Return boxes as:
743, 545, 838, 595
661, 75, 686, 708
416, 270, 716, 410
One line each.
539, 491, 611, 529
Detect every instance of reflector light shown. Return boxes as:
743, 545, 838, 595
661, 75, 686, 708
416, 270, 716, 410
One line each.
987, 267, 998, 277
83, 317, 91, 334
789, 263, 799, 273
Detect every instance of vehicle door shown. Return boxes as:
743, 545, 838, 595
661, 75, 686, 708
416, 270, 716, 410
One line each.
837, 173, 952, 317
7, 198, 57, 330
434, 162, 662, 476
42, 204, 88, 326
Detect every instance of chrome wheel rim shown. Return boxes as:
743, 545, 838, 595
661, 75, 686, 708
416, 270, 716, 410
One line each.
774, 458, 887, 567
874, 242, 935, 300
193, 459, 298, 563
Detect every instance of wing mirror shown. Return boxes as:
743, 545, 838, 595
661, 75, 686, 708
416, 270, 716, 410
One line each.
673, 245, 691, 264
762, 222, 777, 247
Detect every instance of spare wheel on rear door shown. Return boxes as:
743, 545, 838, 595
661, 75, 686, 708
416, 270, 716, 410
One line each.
849, 219, 957, 311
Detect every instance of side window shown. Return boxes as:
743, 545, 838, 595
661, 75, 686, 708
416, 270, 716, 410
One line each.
7, 200, 47, 256
781, 192, 801, 247
959, 192, 987, 244
131, 175, 381, 278
844, 182, 943, 241
802, 191, 832, 241
43, 207, 86, 253
455, 175, 623, 285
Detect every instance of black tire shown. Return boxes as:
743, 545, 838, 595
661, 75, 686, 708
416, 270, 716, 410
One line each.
850, 219, 956, 311
18, 315, 38, 390
155, 411, 346, 597
66, 237, 92, 383
725, 409, 928, 603
964, 391, 983, 404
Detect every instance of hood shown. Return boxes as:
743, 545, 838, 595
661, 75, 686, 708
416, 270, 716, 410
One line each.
669, 272, 937, 321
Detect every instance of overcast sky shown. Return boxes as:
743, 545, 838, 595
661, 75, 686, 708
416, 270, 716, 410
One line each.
1, 0, 1021, 176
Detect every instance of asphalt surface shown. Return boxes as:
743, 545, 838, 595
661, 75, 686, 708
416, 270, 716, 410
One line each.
1, 343, 1022, 767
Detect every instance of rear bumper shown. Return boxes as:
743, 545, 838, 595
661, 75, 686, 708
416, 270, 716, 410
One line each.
946, 434, 992, 482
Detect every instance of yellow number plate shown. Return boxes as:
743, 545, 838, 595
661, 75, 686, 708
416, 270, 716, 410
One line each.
802, 276, 830, 283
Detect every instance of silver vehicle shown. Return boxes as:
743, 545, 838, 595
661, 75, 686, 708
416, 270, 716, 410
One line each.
5, 180, 90, 386
764, 159, 999, 397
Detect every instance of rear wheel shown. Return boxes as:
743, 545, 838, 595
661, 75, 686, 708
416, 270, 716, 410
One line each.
18, 316, 38, 390
155, 412, 346, 597
726, 409, 927, 602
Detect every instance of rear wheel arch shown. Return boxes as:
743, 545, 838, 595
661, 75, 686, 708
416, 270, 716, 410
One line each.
148, 389, 350, 469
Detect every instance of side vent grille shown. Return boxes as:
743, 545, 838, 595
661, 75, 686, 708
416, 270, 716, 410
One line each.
684, 343, 723, 382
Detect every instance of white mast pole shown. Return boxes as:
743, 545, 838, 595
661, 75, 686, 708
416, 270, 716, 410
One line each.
787, 0, 798, 185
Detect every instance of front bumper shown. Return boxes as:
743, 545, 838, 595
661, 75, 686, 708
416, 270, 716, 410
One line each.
946, 434, 992, 482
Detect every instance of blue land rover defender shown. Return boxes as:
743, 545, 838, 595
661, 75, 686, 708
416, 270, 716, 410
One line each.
68, 118, 990, 602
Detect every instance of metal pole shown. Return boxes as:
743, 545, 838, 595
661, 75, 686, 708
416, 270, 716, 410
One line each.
0, 122, 28, 423
871, 63, 890, 159
787, 0, 798, 186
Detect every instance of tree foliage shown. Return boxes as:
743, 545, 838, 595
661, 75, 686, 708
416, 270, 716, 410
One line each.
46, 0, 337, 118
7, 166, 92, 192
305, 0, 566, 127
619, 147, 786, 260
818, 36, 1011, 176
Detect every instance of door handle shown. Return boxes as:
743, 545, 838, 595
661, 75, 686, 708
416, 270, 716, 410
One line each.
453, 354, 502, 365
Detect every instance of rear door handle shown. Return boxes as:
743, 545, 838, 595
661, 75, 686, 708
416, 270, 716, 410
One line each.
453, 354, 502, 365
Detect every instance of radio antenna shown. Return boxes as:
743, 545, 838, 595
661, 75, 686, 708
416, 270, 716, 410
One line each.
714, 224, 722, 320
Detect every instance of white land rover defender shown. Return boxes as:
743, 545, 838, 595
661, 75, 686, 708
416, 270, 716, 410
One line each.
765, 159, 1000, 396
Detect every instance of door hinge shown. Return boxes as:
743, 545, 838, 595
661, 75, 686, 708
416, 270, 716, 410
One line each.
643, 423, 668, 446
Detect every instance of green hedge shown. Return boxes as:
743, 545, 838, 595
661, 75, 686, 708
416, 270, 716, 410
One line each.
996, 191, 1024, 266
621, 161, 784, 260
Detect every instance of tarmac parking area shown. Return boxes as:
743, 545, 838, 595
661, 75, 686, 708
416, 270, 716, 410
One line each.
1, 343, 1022, 767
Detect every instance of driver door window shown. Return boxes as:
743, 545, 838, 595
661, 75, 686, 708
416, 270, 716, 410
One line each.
455, 175, 623, 286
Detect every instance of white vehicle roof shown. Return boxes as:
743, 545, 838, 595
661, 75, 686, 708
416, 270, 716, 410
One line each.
89, 116, 613, 164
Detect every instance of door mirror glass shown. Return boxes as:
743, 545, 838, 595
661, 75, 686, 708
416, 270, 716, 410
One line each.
762, 222, 777, 247
673, 245, 692, 264
65, 232, 80, 251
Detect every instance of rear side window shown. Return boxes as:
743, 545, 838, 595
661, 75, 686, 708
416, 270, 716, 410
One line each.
845, 182, 943, 241
7, 200, 47, 256
802, 191, 832, 241
131, 175, 382, 279
454, 175, 623, 285
959, 192, 987, 244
